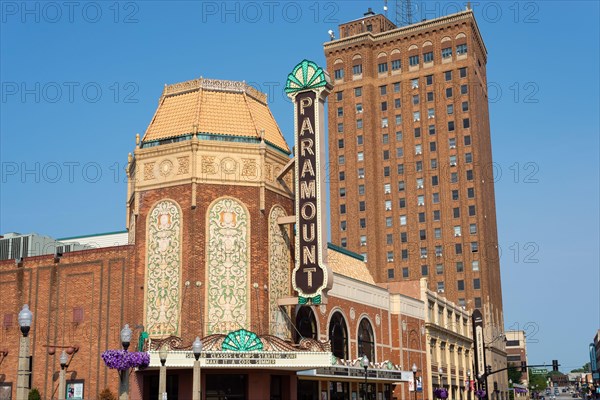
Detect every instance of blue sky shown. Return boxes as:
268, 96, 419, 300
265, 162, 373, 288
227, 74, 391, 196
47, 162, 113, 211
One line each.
1, 1, 598, 373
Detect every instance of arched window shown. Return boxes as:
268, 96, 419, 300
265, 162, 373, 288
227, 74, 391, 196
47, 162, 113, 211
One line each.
295, 306, 317, 343
357, 318, 375, 361
329, 312, 348, 359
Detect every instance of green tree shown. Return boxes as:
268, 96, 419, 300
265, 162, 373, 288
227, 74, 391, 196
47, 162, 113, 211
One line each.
571, 362, 591, 373
508, 363, 523, 384
28, 388, 41, 400
528, 370, 548, 391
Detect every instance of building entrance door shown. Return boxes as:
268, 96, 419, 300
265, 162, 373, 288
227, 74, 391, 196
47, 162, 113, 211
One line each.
205, 374, 247, 400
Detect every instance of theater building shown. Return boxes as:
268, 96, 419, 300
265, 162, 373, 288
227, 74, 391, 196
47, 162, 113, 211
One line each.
0, 66, 439, 400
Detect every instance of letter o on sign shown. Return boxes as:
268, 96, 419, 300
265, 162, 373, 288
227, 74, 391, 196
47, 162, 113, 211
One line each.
301, 203, 316, 220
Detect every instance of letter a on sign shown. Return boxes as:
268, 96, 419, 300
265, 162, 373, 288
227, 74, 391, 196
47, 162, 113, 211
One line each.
285, 60, 333, 305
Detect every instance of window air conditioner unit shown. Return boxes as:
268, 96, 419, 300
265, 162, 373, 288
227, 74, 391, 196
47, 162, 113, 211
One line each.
414, 118, 421, 122
388, 258, 394, 262
420, 255, 427, 259
416, 151, 422, 155
438, 289, 445, 293
418, 203, 424, 206
455, 233, 461, 237
428, 115, 435, 119
450, 145, 456, 149
450, 162, 457, 167
386, 207, 392, 211
417, 185, 424, 189
436, 253, 443, 257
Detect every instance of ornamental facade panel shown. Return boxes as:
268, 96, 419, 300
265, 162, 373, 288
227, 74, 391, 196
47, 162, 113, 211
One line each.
268, 205, 292, 338
205, 197, 250, 334
144, 199, 182, 338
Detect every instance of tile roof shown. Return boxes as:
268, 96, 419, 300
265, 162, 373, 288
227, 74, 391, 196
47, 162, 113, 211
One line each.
143, 78, 290, 153
327, 248, 375, 284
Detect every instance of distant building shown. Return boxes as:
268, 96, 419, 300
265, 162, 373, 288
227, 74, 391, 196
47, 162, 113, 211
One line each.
506, 330, 528, 385
0, 232, 92, 261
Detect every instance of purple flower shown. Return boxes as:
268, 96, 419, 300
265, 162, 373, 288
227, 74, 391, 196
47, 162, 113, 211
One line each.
475, 390, 487, 398
101, 350, 150, 371
434, 388, 449, 399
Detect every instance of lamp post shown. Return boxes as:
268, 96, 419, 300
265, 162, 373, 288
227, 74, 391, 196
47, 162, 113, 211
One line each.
17, 304, 33, 400
159, 345, 168, 399
192, 337, 202, 400
58, 350, 68, 400
119, 324, 133, 400
361, 355, 369, 400
439, 366, 443, 389
413, 363, 418, 400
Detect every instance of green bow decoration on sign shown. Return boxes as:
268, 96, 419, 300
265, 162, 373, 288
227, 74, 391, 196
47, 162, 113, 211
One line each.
298, 295, 322, 305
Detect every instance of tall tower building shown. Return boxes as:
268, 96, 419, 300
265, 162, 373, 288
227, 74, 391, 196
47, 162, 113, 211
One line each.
324, 9, 505, 339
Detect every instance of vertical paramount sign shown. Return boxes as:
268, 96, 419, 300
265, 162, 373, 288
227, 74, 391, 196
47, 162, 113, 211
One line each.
285, 60, 333, 305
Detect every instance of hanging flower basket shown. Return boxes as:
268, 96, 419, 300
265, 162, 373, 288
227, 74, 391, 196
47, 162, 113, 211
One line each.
101, 350, 150, 371
475, 390, 487, 398
434, 388, 449, 399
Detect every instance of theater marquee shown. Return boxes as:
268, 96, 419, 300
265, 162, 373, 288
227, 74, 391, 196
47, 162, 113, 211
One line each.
285, 60, 333, 305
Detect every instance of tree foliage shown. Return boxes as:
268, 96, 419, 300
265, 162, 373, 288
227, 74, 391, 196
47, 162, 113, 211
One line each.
571, 362, 591, 373
528, 370, 548, 390
28, 388, 41, 400
508, 363, 523, 384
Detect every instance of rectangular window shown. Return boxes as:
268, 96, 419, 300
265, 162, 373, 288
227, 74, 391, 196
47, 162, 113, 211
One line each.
385, 217, 392, 227
384, 183, 391, 194
449, 138, 456, 148
394, 98, 401, 108
381, 101, 388, 111
411, 78, 419, 89
402, 267, 409, 278
353, 64, 363, 75
387, 268, 394, 278
340, 204, 346, 214
340, 221, 347, 231
400, 232, 407, 243
358, 168, 365, 178
465, 153, 473, 163
432, 192, 440, 203
409, 55, 419, 66
466, 170, 474, 180
435, 245, 443, 257
386, 252, 394, 263
464, 135, 471, 146
421, 265, 429, 276
339, 171, 345, 181
414, 127, 421, 138
396, 131, 403, 141
400, 215, 407, 225
433, 210, 440, 221
339, 187, 346, 197
451, 172, 458, 183
459, 67, 467, 78
457, 280, 465, 291
417, 194, 424, 205
456, 44, 467, 55
427, 92, 434, 102
446, 87, 453, 98
417, 177, 424, 188
341, 238, 347, 247
437, 281, 445, 292
428, 108, 435, 119
423, 51, 433, 63
396, 115, 402, 125
378, 62, 388, 73
430, 141, 437, 152
399, 198, 406, 208
337, 123, 344, 133
418, 212, 425, 223
455, 243, 462, 254
470, 223, 477, 234
471, 242, 479, 253
413, 94, 420, 105
462, 101, 469, 112
429, 125, 436, 135
398, 180, 405, 191
382, 133, 389, 144
445, 70, 452, 81
413, 111, 421, 122
386, 234, 393, 245
436, 264, 443, 275
394, 82, 401, 92
452, 190, 459, 200
416, 161, 423, 172
415, 144, 422, 155
454, 225, 461, 236
355, 87, 362, 97
456, 262, 464, 272
359, 218, 366, 228
432, 176, 439, 186
380, 85, 387, 95
391, 59, 401, 70
419, 229, 426, 240
337, 107, 343, 117
357, 119, 363, 129
467, 187, 475, 198
338, 155, 345, 165
397, 164, 404, 175
469, 205, 476, 216
334, 68, 344, 79
442, 47, 452, 59
474, 297, 482, 308
336, 91, 343, 101
360, 235, 367, 245
447, 104, 454, 115
472, 260, 479, 271
357, 135, 363, 145
463, 118, 470, 129
448, 121, 455, 131
431, 159, 438, 170
385, 200, 392, 211
453, 208, 460, 218
420, 247, 427, 257
355, 104, 363, 115
382, 118, 388, 128
473, 278, 481, 290
461, 84, 468, 95
338, 139, 344, 149
358, 184, 365, 195
359, 201, 366, 211
450, 155, 457, 166
383, 166, 390, 176
434, 227, 441, 239
358, 152, 364, 161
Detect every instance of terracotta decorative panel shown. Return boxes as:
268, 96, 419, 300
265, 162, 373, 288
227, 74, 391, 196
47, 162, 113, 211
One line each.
145, 200, 182, 338
268, 205, 291, 338
206, 197, 250, 334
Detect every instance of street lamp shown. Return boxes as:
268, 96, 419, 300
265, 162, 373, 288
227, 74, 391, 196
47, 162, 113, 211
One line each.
412, 363, 418, 400
159, 345, 168, 399
361, 355, 369, 400
58, 350, 68, 400
17, 304, 33, 400
439, 366, 443, 389
192, 337, 202, 400
119, 324, 133, 400
120, 324, 132, 351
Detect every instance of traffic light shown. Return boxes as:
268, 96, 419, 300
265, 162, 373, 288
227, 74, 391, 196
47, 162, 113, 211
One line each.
521, 361, 527, 372
552, 360, 559, 372
486, 365, 492, 375
494, 382, 499, 392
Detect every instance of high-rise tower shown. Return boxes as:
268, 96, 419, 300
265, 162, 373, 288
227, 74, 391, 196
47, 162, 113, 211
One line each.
324, 9, 505, 342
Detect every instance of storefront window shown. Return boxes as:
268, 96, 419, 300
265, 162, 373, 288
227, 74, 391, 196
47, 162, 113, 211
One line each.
295, 306, 318, 343
357, 318, 375, 361
329, 312, 348, 360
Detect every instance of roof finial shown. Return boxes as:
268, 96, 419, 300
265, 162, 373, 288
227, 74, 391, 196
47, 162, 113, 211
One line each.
136, 133, 140, 148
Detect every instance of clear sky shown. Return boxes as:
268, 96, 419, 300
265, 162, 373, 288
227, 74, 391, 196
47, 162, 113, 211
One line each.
1, 1, 598, 374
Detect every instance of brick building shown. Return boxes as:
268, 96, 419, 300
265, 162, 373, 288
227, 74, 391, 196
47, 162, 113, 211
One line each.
505, 331, 528, 385
0, 75, 434, 400
323, 8, 506, 396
